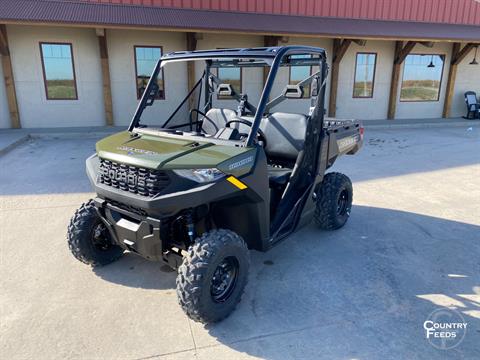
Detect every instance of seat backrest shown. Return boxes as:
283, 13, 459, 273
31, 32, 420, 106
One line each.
202, 108, 237, 135
465, 92, 477, 106
202, 109, 308, 164
259, 112, 308, 163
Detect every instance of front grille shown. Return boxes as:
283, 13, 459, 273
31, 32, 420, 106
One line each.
98, 159, 170, 197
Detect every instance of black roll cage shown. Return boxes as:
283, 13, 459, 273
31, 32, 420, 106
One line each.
128, 46, 327, 147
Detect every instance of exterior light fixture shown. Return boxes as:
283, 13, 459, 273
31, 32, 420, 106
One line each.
470, 46, 478, 65
427, 55, 435, 68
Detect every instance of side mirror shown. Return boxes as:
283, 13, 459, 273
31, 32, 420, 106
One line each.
217, 83, 233, 96
284, 84, 304, 99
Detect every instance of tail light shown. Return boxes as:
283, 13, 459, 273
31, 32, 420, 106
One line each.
359, 126, 365, 141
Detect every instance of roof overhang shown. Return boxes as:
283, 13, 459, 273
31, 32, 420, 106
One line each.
1, 0, 479, 42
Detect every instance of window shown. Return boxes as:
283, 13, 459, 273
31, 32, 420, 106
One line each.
353, 53, 376, 98
134, 46, 164, 99
289, 54, 312, 97
40, 42, 77, 100
400, 54, 445, 102
216, 67, 242, 99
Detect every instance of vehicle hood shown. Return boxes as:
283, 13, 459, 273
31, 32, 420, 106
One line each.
96, 131, 253, 171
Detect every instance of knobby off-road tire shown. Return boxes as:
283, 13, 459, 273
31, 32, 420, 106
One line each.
67, 199, 124, 267
314, 172, 353, 230
176, 229, 250, 323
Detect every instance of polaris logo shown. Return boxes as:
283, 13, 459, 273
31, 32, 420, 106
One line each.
101, 168, 144, 187
228, 155, 254, 170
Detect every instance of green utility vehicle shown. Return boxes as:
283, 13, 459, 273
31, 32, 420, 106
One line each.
67, 46, 363, 323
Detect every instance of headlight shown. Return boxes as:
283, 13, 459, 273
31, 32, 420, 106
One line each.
173, 168, 225, 183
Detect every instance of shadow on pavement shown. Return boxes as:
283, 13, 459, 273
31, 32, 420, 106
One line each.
92, 205, 480, 359
93, 252, 177, 290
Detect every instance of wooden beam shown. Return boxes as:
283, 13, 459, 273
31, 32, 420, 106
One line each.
351, 39, 366, 46
442, 67, 457, 119
0, 25, 20, 128
97, 29, 113, 126
452, 43, 476, 65
395, 41, 416, 64
442, 42, 465, 118
387, 41, 416, 119
332, 38, 352, 63
328, 39, 351, 117
0, 26, 8, 56
419, 41, 434, 48
186, 32, 197, 111
264, 35, 279, 47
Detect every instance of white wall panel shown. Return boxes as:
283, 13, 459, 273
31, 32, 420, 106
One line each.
7, 25, 105, 128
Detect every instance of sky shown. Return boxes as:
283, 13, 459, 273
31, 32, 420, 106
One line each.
402, 54, 444, 81
41, 43, 75, 80
135, 47, 162, 77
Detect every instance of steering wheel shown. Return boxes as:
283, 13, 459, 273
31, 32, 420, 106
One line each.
225, 119, 268, 148
189, 109, 217, 133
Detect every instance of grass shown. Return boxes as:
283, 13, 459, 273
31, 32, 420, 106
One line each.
400, 80, 440, 101
400, 87, 439, 101
353, 81, 373, 97
46, 80, 76, 99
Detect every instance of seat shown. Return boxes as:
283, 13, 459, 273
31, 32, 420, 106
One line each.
201, 108, 237, 135
260, 112, 308, 166
202, 110, 306, 188
464, 91, 480, 119
267, 166, 292, 187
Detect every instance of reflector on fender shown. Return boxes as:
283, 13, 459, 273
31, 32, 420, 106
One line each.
226, 176, 247, 190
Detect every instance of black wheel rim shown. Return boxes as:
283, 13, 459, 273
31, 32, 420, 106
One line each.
210, 256, 239, 303
91, 222, 113, 251
337, 188, 350, 216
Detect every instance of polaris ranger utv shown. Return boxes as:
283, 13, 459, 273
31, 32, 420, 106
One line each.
67, 46, 363, 323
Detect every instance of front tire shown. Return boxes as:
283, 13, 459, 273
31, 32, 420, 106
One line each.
176, 229, 250, 323
67, 199, 124, 267
314, 172, 353, 230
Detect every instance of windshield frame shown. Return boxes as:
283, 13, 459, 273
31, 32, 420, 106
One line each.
127, 46, 327, 146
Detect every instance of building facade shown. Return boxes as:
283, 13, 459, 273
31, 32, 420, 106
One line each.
0, 0, 479, 129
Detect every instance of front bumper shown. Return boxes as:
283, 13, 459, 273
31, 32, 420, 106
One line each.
93, 197, 165, 261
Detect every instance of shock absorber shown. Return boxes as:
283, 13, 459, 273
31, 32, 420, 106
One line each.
184, 209, 195, 242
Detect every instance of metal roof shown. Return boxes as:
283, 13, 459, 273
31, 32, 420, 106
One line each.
77, 0, 480, 27
0, 0, 479, 42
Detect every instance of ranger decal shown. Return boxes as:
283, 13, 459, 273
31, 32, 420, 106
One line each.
228, 155, 254, 170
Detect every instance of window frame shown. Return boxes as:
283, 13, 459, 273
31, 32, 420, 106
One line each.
288, 59, 313, 98
134, 45, 165, 100
352, 52, 377, 99
215, 67, 243, 100
399, 53, 445, 103
39, 41, 78, 101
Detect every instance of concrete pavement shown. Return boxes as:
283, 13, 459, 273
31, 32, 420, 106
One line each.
0, 126, 479, 359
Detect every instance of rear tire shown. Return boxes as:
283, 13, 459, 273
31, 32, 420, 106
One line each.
176, 229, 250, 323
314, 172, 353, 230
67, 199, 124, 267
